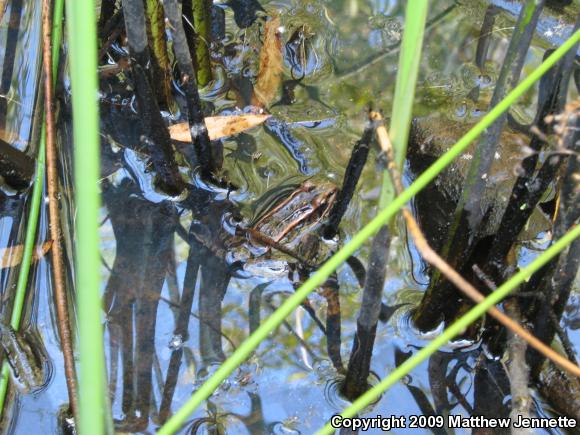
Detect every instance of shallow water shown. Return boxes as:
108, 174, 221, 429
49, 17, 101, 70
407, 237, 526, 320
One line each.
1, 0, 579, 433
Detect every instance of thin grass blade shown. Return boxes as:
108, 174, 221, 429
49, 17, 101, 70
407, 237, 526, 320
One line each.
64, 0, 106, 432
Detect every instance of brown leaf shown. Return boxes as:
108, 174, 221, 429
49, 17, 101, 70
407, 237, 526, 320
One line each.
0, 241, 52, 269
169, 114, 271, 142
251, 16, 283, 108
0, 0, 6, 23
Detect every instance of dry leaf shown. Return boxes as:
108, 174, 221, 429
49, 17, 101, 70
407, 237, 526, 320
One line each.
169, 114, 271, 142
0, 0, 6, 24
0, 241, 52, 269
251, 16, 283, 108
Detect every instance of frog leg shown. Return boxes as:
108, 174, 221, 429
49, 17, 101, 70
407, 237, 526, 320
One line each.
242, 227, 317, 267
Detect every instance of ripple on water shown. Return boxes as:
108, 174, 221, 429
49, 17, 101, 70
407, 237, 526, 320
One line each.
323, 371, 382, 413
393, 301, 481, 353
270, 421, 301, 434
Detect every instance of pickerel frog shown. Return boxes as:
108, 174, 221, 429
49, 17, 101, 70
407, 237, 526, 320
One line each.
0, 323, 48, 393
226, 179, 338, 275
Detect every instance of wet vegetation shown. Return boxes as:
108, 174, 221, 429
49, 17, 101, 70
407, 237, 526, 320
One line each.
0, 0, 579, 434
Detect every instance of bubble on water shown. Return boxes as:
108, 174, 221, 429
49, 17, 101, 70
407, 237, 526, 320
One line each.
455, 103, 468, 118
168, 334, 184, 350
224, 210, 243, 227
477, 74, 492, 87
368, 15, 401, 44
195, 363, 234, 394
271, 421, 301, 434
220, 378, 232, 392
313, 359, 332, 376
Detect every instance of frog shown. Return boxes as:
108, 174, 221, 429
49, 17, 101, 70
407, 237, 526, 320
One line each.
235, 179, 347, 371
226, 179, 338, 275
188, 178, 345, 372
0, 323, 48, 393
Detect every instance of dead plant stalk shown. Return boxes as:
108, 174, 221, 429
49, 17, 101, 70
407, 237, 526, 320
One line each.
369, 111, 580, 378
42, 0, 79, 418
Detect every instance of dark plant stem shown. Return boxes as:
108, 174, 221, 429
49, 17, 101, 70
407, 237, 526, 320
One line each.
193, 0, 212, 85
97, 10, 124, 59
457, 0, 544, 256
159, 236, 201, 422
475, 5, 500, 71
324, 125, 373, 240
342, 225, 390, 400
395, 349, 447, 435
472, 360, 511, 433
525, 107, 580, 376
538, 361, 580, 421
486, 152, 568, 275
320, 275, 343, 373
163, 0, 220, 182
0, 0, 23, 131
0, 139, 34, 190
199, 253, 230, 366
121, 0, 184, 195
144, 0, 172, 106
97, 0, 116, 35
486, 16, 580, 276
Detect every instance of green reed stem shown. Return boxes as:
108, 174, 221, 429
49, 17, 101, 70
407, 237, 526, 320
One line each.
0, 0, 64, 418
192, 0, 212, 86
317, 223, 580, 434
156, 27, 580, 435
65, 0, 105, 433
379, 0, 427, 208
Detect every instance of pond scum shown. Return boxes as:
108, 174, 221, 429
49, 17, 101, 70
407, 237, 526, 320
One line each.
0, 0, 579, 434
